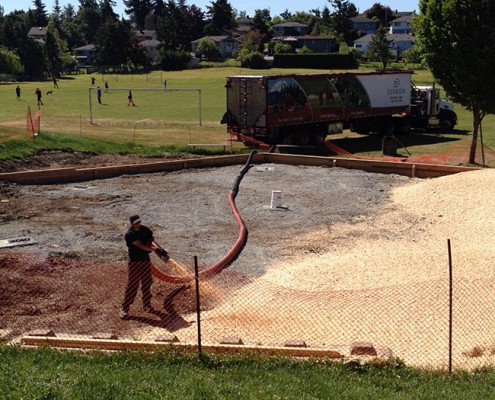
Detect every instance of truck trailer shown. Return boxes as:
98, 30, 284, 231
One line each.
221, 70, 457, 149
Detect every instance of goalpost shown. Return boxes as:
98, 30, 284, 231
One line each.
88, 87, 202, 126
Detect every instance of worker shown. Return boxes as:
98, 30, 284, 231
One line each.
120, 215, 157, 319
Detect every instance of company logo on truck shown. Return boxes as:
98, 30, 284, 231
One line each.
387, 78, 406, 96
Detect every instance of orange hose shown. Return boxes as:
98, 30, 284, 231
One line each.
151, 152, 255, 284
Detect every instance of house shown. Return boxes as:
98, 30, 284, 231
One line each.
139, 39, 161, 63
388, 33, 416, 58
353, 34, 374, 53
74, 44, 96, 69
234, 17, 253, 37
353, 33, 415, 58
351, 15, 378, 35
191, 36, 241, 59
272, 22, 309, 37
135, 30, 157, 41
389, 13, 415, 34
28, 26, 47, 44
297, 35, 335, 53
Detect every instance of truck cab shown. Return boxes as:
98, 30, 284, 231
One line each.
410, 85, 457, 131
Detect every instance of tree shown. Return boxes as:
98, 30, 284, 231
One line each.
124, 0, 154, 30
76, 0, 101, 44
45, 24, 64, 75
366, 24, 393, 68
251, 8, 271, 50
128, 35, 149, 67
94, 19, 132, 68
328, 0, 357, 44
100, 0, 118, 22
31, 0, 48, 26
204, 0, 235, 36
155, 0, 186, 51
196, 37, 219, 59
273, 42, 293, 54
414, 0, 495, 164
60, 4, 85, 50
364, 3, 396, 27
0, 48, 23, 75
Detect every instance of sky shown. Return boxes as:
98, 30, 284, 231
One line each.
1, 0, 419, 18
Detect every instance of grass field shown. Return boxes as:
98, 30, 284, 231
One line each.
2, 345, 495, 400
0, 66, 494, 159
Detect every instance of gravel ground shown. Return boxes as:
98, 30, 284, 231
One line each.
2, 152, 495, 369
0, 160, 410, 267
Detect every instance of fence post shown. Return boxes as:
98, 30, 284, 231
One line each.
194, 255, 202, 358
448, 239, 453, 374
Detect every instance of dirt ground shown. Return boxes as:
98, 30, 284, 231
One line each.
1, 147, 495, 369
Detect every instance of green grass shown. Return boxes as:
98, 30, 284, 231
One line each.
1, 345, 495, 399
1, 66, 494, 162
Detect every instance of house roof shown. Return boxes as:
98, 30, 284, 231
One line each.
28, 27, 47, 36
388, 33, 415, 42
354, 33, 415, 43
139, 39, 160, 47
74, 44, 96, 51
392, 13, 415, 23
273, 22, 308, 28
351, 15, 377, 23
191, 36, 241, 44
298, 35, 334, 40
236, 18, 253, 24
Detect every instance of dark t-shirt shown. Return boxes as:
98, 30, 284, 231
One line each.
125, 225, 154, 262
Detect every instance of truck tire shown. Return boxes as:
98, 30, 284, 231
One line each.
440, 117, 454, 131
376, 117, 394, 136
394, 118, 411, 135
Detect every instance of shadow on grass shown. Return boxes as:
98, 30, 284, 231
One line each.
329, 130, 470, 154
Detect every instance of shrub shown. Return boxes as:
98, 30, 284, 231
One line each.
240, 52, 266, 69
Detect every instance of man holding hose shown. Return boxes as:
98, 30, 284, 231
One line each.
120, 215, 156, 319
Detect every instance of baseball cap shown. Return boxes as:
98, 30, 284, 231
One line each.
130, 215, 141, 224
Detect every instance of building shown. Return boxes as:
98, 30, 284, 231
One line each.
389, 13, 415, 34
353, 32, 415, 59
27, 27, 47, 44
191, 36, 241, 59
74, 44, 96, 70
272, 22, 309, 37
351, 15, 378, 35
139, 39, 161, 63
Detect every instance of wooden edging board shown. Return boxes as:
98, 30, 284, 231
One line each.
0, 153, 480, 185
21, 335, 344, 359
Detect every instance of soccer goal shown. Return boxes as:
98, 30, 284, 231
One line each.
88, 87, 202, 126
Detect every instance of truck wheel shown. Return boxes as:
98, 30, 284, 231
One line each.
440, 118, 454, 131
395, 118, 411, 135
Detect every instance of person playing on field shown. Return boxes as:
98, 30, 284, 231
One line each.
97, 86, 102, 104
35, 88, 43, 106
121, 215, 157, 319
128, 90, 135, 106
16, 85, 21, 100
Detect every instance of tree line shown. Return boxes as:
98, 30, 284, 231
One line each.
0, 0, 402, 79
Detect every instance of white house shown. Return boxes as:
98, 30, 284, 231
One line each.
389, 13, 415, 34
353, 33, 415, 58
139, 39, 161, 63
